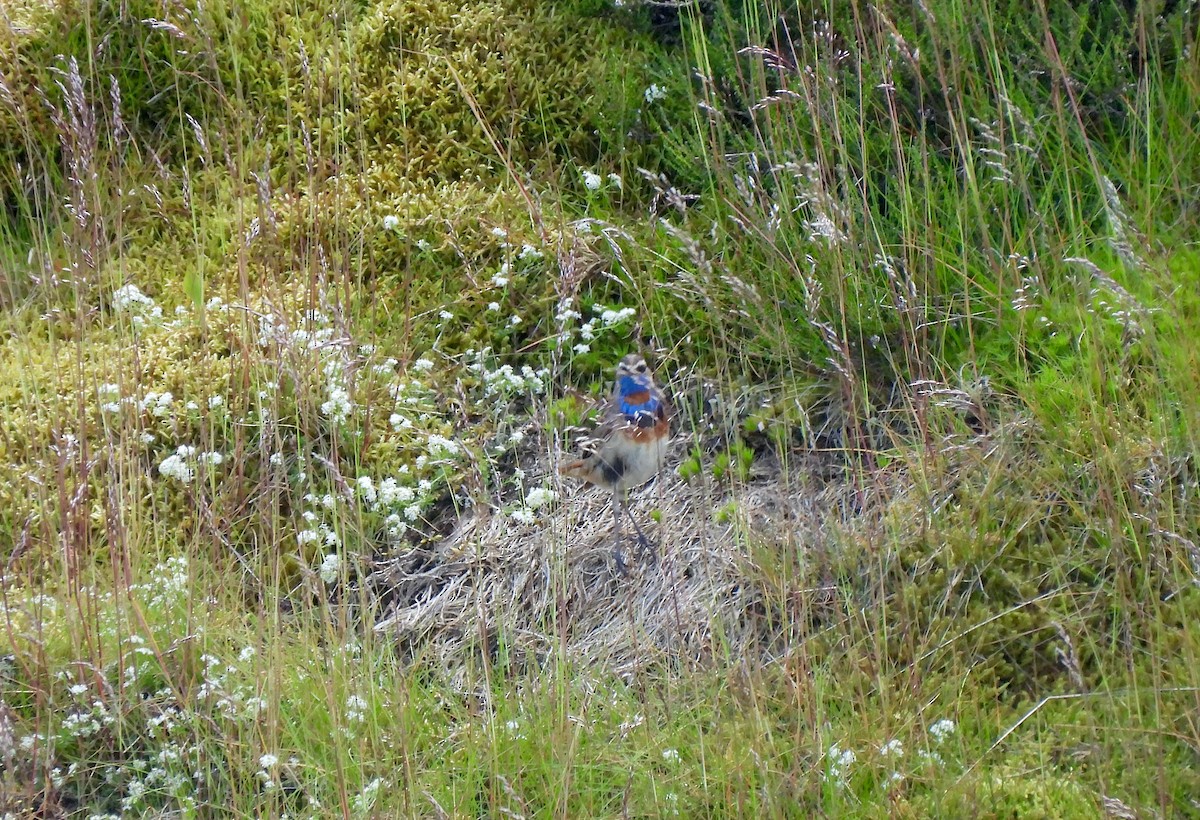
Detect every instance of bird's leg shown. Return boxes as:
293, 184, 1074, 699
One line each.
623, 498, 657, 567
611, 489, 628, 575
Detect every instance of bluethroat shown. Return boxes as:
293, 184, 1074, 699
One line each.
560, 353, 671, 573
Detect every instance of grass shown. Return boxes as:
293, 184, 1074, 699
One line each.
1, 0, 1199, 816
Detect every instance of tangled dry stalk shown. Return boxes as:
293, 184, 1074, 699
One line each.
370, 434, 897, 684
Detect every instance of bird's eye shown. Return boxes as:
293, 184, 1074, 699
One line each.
635, 362, 647, 373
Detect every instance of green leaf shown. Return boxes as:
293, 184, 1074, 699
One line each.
183, 268, 204, 315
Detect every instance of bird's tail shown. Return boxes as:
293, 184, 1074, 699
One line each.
558, 458, 589, 480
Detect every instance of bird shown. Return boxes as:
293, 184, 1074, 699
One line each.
560, 353, 671, 574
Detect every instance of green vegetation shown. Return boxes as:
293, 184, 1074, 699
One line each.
1, 0, 1198, 815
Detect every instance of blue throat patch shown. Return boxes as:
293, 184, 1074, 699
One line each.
617, 375, 660, 421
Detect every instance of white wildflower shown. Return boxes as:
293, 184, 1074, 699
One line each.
158, 449, 194, 483
524, 487, 559, 509
320, 385, 353, 425
319, 553, 340, 584
644, 83, 667, 103
357, 476, 377, 504
929, 718, 956, 742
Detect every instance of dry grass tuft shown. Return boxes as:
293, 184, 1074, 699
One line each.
371, 439, 876, 681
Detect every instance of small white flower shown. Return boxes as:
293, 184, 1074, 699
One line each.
158, 451, 194, 483
208, 395, 224, 408
509, 507, 535, 525
416, 238, 432, 251
259, 754, 278, 769
383, 215, 400, 231
439, 310, 453, 321
644, 83, 668, 103
427, 434, 460, 456
346, 694, 367, 722
524, 487, 559, 509
825, 743, 856, 786
518, 244, 543, 260
357, 476, 377, 504
320, 385, 353, 425
491, 227, 508, 239
573, 343, 591, 354
661, 748, 681, 764
600, 306, 636, 326
582, 170, 603, 191
487, 301, 500, 311
607, 173, 623, 190
319, 553, 341, 584
881, 739, 903, 757
929, 718, 956, 742
412, 358, 434, 373
509, 315, 522, 326
491, 272, 509, 287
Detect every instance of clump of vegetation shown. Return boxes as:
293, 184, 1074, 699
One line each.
1, 0, 1198, 815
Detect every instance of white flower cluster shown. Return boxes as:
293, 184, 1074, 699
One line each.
928, 718, 956, 742
112, 283, 163, 328
465, 350, 550, 398
319, 552, 341, 584
141, 390, 175, 418
130, 556, 192, 611
297, 505, 341, 549
256, 308, 336, 352
553, 301, 637, 354
509, 486, 559, 524
580, 169, 622, 192
825, 743, 856, 787
353, 474, 430, 538
158, 445, 224, 483
320, 385, 353, 426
